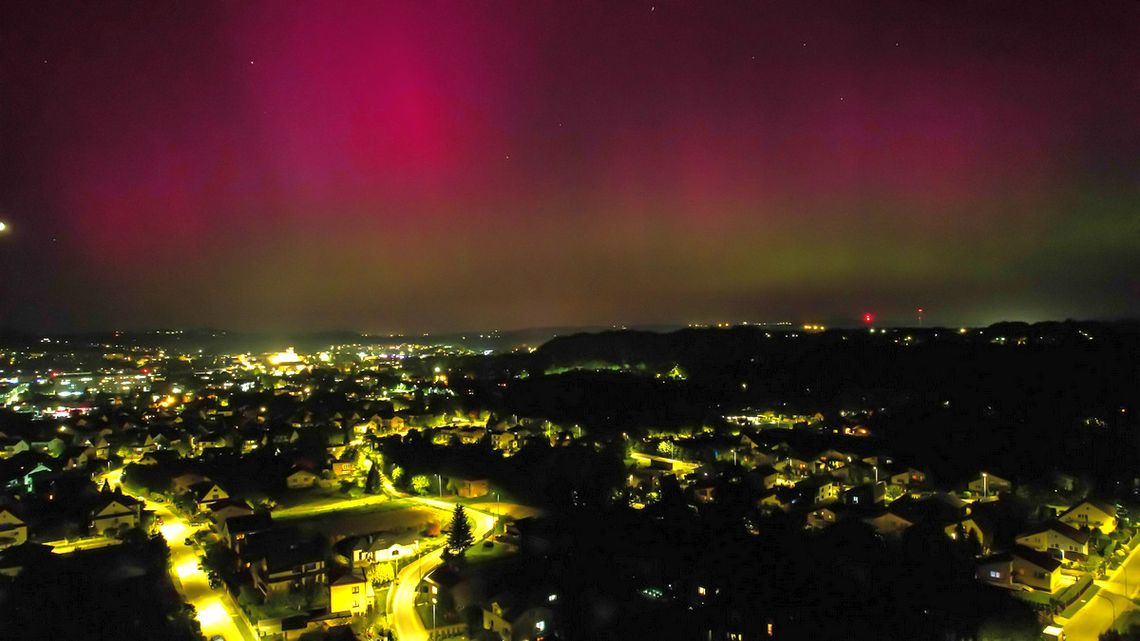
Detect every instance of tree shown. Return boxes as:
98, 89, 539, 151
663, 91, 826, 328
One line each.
411, 475, 431, 495
446, 504, 475, 555
365, 464, 382, 495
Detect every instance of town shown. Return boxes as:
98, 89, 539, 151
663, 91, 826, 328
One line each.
1, 322, 1138, 641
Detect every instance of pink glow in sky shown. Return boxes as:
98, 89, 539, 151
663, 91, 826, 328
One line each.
2, 1, 1138, 331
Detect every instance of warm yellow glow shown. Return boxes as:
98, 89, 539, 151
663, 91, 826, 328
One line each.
176, 560, 199, 578
268, 347, 302, 365
160, 521, 187, 539
196, 600, 226, 626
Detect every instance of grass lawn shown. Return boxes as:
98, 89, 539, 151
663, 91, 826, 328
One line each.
1012, 590, 1054, 606
285, 500, 442, 540
271, 486, 356, 510
463, 539, 515, 566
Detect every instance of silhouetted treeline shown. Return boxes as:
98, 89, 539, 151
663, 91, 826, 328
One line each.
454, 321, 1140, 491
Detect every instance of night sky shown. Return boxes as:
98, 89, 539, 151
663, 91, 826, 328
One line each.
2, 1, 1138, 333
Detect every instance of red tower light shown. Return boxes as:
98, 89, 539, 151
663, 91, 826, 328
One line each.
862, 313, 874, 324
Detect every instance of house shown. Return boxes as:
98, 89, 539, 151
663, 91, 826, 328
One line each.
0, 542, 52, 578
329, 568, 374, 616
864, 511, 914, 538
691, 480, 717, 504
188, 481, 229, 511
90, 494, 142, 535
222, 512, 273, 552
976, 546, 1062, 593
1059, 500, 1117, 534
331, 459, 357, 478
968, 473, 1012, 497
172, 472, 209, 494
806, 506, 841, 530
247, 531, 327, 596
0, 508, 28, 549
482, 593, 555, 641
344, 531, 420, 566
774, 456, 810, 478
455, 479, 489, 499
798, 478, 839, 505
0, 437, 30, 458
489, 430, 519, 452
286, 468, 319, 490
887, 466, 927, 488
1015, 521, 1089, 558
888, 493, 969, 528
945, 516, 995, 554
759, 487, 800, 513
751, 466, 783, 491
842, 482, 885, 507
209, 499, 256, 526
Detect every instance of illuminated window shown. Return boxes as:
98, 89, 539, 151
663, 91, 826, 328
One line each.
536, 621, 546, 632
989, 570, 1001, 579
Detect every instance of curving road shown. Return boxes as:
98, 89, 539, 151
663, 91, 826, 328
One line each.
383, 485, 497, 641
1062, 540, 1140, 640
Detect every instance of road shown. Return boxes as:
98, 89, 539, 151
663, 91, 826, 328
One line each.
1063, 541, 1140, 640
383, 484, 497, 641
101, 469, 256, 641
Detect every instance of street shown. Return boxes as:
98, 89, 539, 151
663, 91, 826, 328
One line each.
102, 470, 257, 641
383, 487, 497, 641
1063, 541, 1140, 640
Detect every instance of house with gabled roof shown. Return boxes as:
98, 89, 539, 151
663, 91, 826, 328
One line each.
864, 511, 914, 538
0, 507, 28, 549
188, 481, 229, 511
329, 568, 374, 616
977, 546, 1062, 593
90, 492, 142, 535
1015, 521, 1089, 558
1059, 499, 1117, 534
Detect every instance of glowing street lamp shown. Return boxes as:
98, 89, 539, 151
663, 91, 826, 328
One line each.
0, 221, 7, 233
